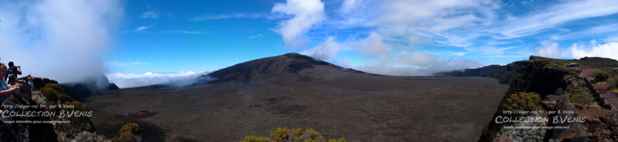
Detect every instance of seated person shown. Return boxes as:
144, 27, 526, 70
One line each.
0, 84, 19, 96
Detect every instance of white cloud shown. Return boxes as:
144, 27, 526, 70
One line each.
360, 51, 481, 76
0, 0, 122, 83
302, 37, 342, 61
303, 32, 388, 61
141, 10, 159, 19
531, 41, 618, 60
535, 41, 572, 58
340, 0, 360, 14
332, 0, 618, 48
374, 0, 497, 37
498, 0, 618, 39
272, 0, 325, 47
555, 23, 618, 41
271, 0, 618, 75
107, 71, 203, 88
352, 32, 388, 55
571, 42, 618, 60
135, 26, 150, 32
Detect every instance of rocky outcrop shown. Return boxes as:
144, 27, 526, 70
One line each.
0, 82, 59, 142
0, 77, 129, 142
474, 56, 618, 142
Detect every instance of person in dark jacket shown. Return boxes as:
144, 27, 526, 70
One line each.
7, 61, 22, 85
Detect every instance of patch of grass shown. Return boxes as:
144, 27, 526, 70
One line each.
608, 76, 618, 89
40, 83, 68, 103
590, 69, 610, 83
241, 135, 269, 142
502, 92, 542, 110
240, 128, 346, 142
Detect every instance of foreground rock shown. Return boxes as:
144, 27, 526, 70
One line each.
443, 56, 618, 142
0, 77, 136, 142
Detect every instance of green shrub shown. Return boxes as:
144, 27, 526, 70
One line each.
567, 86, 595, 105
240, 128, 346, 142
113, 122, 143, 142
502, 92, 542, 110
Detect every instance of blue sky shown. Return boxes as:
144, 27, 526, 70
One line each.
1, 0, 618, 87
109, 0, 287, 73
107, 0, 618, 74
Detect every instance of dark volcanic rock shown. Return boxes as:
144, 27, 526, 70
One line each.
0, 83, 58, 142
437, 61, 529, 84
476, 56, 618, 142
29, 77, 59, 90
0, 76, 114, 142
578, 57, 618, 68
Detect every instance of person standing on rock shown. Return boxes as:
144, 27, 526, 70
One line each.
7, 61, 21, 85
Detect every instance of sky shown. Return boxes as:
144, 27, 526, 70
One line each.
2, 0, 618, 88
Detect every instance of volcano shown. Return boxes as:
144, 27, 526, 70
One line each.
201, 53, 367, 83
88, 53, 508, 142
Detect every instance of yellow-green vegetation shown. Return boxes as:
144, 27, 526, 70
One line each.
40, 83, 67, 102
567, 86, 595, 105
40, 83, 88, 110
240, 135, 270, 142
590, 69, 610, 83
113, 122, 143, 142
611, 89, 618, 94
240, 128, 346, 142
502, 92, 542, 110
537, 60, 572, 72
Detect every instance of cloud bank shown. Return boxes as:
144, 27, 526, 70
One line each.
271, 0, 618, 76
273, 0, 486, 76
107, 71, 202, 88
0, 0, 122, 83
535, 41, 618, 60
571, 42, 618, 60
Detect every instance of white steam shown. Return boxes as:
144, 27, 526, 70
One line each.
107, 71, 202, 88
0, 0, 122, 83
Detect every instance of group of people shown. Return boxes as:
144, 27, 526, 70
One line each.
0, 58, 22, 97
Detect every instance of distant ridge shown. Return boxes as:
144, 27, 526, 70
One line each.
438, 56, 618, 84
